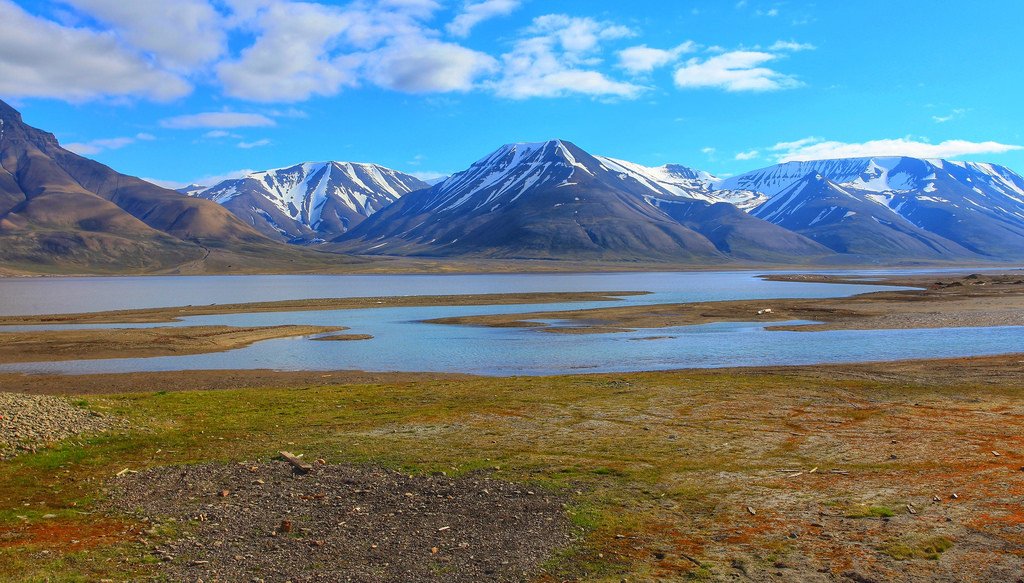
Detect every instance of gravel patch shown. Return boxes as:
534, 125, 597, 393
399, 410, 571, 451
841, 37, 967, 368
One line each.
0, 392, 120, 458
107, 461, 574, 582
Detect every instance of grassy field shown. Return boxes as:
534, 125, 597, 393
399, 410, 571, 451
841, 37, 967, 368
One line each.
2, 357, 1024, 581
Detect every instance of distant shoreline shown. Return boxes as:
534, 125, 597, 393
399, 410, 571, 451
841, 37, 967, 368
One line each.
0, 258, 1019, 278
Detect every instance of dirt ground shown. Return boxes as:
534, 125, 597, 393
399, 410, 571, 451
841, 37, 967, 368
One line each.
108, 461, 571, 582
2, 357, 1024, 580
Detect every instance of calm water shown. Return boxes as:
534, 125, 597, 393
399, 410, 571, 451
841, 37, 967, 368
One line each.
1, 270, 1021, 375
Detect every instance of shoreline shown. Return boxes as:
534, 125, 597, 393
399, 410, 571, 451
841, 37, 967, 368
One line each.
2, 351, 1022, 395
0, 259, 1019, 279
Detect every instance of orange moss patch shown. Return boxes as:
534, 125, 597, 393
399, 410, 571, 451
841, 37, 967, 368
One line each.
0, 519, 138, 551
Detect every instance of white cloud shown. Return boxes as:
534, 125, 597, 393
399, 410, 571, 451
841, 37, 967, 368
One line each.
63, 131, 158, 155
217, 1, 361, 102
377, 0, 442, 20
528, 14, 634, 53
364, 36, 497, 92
217, 0, 497, 101
60, 0, 227, 69
64, 136, 136, 155
491, 14, 643, 99
446, 0, 520, 38
932, 108, 967, 123
701, 147, 716, 155
770, 137, 1023, 162
265, 107, 309, 119
734, 149, 760, 161
161, 112, 276, 129
145, 168, 257, 190
409, 170, 449, 182
674, 50, 802, 92
618, 42, 696, 74
0, 0, 190, 101
769, 40, 815, 52
237, 138, 272, 149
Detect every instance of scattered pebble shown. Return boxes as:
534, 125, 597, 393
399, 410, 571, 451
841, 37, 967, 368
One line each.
107, 461, 571, 582
0, 392, 122, 458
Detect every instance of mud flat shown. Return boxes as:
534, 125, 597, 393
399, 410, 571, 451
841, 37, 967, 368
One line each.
0, 325, 348, 364
0, 291, 644, 326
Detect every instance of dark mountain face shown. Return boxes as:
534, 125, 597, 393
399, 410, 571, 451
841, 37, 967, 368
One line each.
192, 162, 429, 243
652, 199, 834, 261
0, 99, 333, 272
337, 140, 841, 263
336, 140, 731, 261
751, 173, 976, 259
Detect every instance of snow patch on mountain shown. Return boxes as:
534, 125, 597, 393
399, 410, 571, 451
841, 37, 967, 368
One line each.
197, 161, 425, 230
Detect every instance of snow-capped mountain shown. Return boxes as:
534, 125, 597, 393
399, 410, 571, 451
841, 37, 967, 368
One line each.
175, 184, 208, 197
751, 173, 974, 259
727, 157, 1024, 258
192, 162, 428, 242
720, 157, 1024, 199
337, 140, 830, 262
596, 157, 767, 210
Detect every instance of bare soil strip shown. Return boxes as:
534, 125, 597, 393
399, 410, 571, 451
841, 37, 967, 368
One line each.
0, 325, 346, 364
426, 272, 1024, 333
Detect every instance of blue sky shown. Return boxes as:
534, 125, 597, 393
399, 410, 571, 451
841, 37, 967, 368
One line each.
2, 0, 1022, 187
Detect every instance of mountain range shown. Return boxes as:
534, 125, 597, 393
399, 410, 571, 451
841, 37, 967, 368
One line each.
721, 157, 1024, 259
3, 96, 1024, 273
330, 140, 1024, 263
336, 140, 829, 262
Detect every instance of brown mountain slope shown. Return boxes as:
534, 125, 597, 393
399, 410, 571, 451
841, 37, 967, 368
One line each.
0, 99, 353, 273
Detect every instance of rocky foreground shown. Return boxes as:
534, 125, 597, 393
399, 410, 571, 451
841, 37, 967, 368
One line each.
108, 461, 573, 583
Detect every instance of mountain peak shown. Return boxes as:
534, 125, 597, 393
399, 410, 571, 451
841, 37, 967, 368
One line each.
192, 160, 427, 242
502, 138, 571, 150
0, 99, 23, 124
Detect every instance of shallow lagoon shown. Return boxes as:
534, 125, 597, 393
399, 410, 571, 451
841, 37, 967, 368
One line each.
1, 269, 1021, 375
